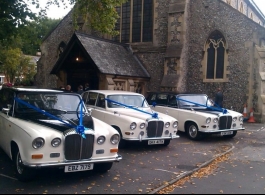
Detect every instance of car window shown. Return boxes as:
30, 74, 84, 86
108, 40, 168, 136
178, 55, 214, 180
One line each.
96, 94, 105, 108
146, 93, 156, 104
177, 95, 209, 108
87, 92, 98, 106
168, 95, 177, 106
0, 89, 15, 114
15, 93, 84, 112
156, 94, 169, 105
82, 92, 89, 102
107, 95, 149, 108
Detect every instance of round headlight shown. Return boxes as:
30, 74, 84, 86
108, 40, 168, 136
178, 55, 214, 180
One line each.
173, 121, 178, 128
233, 117, 237, 122
165, 122, 170, 128
130, 122, 137, 130
51, 138, 61, 147
110, 134, 120, 145
32, 138, 45, 149
97, 136, 106, 145
239, 116, 243, 122
213, 118, 218, 123
206, 117, 211, 124
140, 123, 146, 129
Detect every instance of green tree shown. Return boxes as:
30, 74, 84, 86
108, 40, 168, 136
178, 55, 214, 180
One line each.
0, 0, 127, 42
0, 48, 22, 83
0, 0, 37, 41
18, 17, 61, 55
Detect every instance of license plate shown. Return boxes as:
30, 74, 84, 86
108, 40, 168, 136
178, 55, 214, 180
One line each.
148, 140, 164, 145
221, 131, 233, 136
65, 164, 94, 173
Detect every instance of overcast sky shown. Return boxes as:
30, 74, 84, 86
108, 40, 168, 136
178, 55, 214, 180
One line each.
31, 0, 265, 19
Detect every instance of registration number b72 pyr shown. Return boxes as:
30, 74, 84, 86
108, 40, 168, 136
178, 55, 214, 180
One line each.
65, 164, 94, 173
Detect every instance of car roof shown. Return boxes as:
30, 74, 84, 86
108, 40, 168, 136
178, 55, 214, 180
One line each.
146, 92, 208, 96
87, 90, 144, 96
1, 86, 64, 93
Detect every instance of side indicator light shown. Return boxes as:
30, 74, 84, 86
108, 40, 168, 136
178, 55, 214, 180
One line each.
32, 154, 43, 159
110, 148, 118, 153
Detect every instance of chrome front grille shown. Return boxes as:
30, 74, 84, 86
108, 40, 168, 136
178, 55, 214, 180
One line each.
219, 116, 232, 130
147, 120, 164, 138
64, 129, 94, 160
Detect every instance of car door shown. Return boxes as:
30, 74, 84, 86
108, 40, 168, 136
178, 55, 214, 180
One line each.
92, 93, 106, 121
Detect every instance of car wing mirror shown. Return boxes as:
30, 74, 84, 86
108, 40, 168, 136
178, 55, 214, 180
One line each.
2, 104, 12, 116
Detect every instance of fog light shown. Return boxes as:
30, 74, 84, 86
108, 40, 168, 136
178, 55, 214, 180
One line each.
213, 125, 217, 129
140, 131, 144, 136
233, 123, 236, 127
165, 130, 169, 135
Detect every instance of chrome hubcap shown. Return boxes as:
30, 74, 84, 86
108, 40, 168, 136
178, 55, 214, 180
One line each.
189, 125, 197, 138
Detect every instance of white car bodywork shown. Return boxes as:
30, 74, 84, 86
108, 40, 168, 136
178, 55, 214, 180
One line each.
0, 87, 122, 181
146, 93, 245, 140
81, 90, 179, 148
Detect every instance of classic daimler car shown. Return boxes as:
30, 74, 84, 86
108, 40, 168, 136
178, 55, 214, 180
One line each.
81, 90, 179, 148
0, 86, 122, 181
146, 92, 245, 140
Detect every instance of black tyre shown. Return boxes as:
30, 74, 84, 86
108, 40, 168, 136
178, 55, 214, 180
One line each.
163, 139, 170, 146
118, 139, 127, 149
93, 162, 113, 173
186, 122, 203, 141
224, 131, 237, 138
13, 149, 36, 182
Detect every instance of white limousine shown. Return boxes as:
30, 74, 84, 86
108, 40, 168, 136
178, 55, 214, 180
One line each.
0, 86, 122, 181
81, 90, 179, 148
146, 92, 245, 140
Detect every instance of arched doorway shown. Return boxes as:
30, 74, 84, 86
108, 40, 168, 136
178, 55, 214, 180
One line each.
64, 44, 100, 92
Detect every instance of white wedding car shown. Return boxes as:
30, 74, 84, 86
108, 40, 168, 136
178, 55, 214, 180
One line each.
81, 90, 179, 148
146, 92, 245, 140
0, 86, 122, 181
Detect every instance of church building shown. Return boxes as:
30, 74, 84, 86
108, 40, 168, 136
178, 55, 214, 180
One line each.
35, 0, 265, 122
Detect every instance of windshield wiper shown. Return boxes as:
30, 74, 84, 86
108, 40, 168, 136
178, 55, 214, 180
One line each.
46, 108, 68, 114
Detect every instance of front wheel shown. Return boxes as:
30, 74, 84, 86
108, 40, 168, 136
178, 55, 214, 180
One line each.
186, 123, 203, 141
93, 162, 113, 173
14, 149, 36, 182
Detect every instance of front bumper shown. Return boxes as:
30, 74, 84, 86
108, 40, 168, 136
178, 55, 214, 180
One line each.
24, 154, 122, 168
200, 127, 245, 133
123, 134, 180, 141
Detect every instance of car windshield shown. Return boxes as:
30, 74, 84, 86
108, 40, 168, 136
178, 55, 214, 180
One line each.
15, 92, 86, 113
177, 94, 213, 108
107, 95, 149, 108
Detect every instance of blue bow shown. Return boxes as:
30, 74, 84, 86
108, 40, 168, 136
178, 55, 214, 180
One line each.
105, 98, 159, 119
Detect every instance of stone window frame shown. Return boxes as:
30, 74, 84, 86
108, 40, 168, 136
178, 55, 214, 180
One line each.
113, 0, 153, 43
239, 1, 243, 13
201, 30, 229, 83
250, 12, 253, 20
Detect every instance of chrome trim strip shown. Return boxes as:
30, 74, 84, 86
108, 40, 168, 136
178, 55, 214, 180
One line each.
201, 127, 245, 133
24, 154, 122, 168
123, 135, 179, 141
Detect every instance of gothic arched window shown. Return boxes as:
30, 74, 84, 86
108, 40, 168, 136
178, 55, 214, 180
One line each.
202, 30, 228, 82
113, 0, 153, 43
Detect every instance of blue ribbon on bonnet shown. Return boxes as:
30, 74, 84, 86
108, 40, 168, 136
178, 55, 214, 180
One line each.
15, 97, 87, 138
105, 98, 159, 119
176, 97, 228, 114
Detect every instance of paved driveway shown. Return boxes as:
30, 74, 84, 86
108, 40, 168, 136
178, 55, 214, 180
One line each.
0, 123, 260, 194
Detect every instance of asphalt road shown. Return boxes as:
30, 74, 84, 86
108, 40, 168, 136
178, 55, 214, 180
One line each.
0, 122, 264, 194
